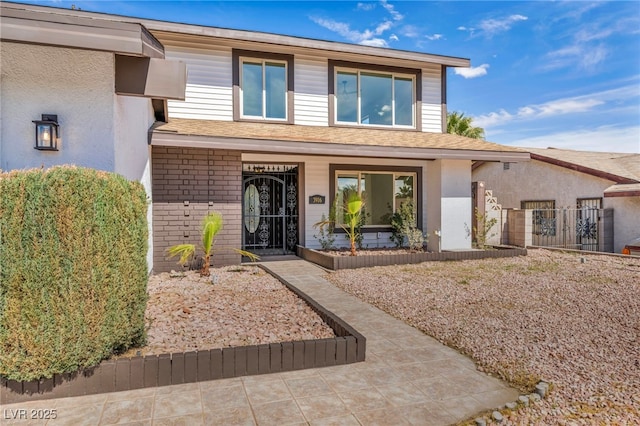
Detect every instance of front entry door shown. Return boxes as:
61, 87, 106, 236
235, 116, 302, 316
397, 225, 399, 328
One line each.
242, 164, 298, 255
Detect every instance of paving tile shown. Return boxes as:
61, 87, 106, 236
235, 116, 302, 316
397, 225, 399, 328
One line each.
336, 387, 391, 413
251, 399, 305, 426
107, 388, 156, 401
360, 366, 406, 387
383, 349, 425, 365
2, 404, 101, 426
375, 382, 428, 406
53, 393, 109, 409
309, 414, 361, 425
100, 397, 154, 425
353, 406, 412, 426
243, 377, 292, 405
320, 370, 370, 393
152, 413, 204, 426
200, 383, 248, 411
394, 402, 457, 426
295, 394, 350, 421
202, 407, 256, 426
437, 395, 488, 423
470, 388, 520, 411
155, 383, 198, 396
412, 375, 472, 400
153, 390, 201, 419
285, 375, 333, 398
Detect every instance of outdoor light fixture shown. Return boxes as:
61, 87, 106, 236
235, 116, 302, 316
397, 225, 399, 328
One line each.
33, 114, 59, 151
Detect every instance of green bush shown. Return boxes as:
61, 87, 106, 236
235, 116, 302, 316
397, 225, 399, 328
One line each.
0, 166, 148, 381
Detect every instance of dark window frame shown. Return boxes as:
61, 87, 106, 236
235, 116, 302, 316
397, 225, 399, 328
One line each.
232, 49, 294, 124
328, 60, 422, 131
329, 164, 423, 233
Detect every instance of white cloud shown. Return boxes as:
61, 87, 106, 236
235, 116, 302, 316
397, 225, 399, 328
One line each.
310, 0, 404, 47
543, 43, 608, 72
474, 84, 639, 128
357, 2, 376, 11
401, 25, 420, 38
454, 64, 489, 79
389, 34, 399, 42
510, 126, 640, 153
380, 0, 403, 21
479, 14, 528, 35
425, 34, 444, 41
360, 38, 388, 47
458, 15, 527, 38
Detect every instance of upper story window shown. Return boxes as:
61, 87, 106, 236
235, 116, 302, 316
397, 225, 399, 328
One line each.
330, 61, 421, 129
233, 50, 294, 123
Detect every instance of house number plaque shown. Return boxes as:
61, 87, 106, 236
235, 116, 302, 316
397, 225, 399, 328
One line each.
309, 195, 326, 205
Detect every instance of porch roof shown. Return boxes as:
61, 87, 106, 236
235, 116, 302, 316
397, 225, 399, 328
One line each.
151, 118, 530, 162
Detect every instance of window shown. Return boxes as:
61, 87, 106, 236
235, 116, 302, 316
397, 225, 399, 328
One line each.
333, 64, 417, 128
335, 170, 417, 227
241, 59, 287, 119
522, 200, 556, 236
233, 50, 293, 123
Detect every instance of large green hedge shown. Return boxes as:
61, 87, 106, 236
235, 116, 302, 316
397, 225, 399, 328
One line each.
0, 166, 148, 381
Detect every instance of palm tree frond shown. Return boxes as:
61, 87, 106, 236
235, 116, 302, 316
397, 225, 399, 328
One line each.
233, 248, 261, 262
166, 244, 196, 265
201, 212, 224, 255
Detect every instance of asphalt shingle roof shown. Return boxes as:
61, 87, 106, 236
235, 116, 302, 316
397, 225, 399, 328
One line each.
526, 148, 640, 183
154, 118, 525, 153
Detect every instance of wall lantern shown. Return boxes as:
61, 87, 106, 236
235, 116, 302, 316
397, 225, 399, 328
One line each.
32, 114, 60, 151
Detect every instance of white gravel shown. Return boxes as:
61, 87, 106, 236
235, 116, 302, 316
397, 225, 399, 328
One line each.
326, 249, 640, 424
121, 265, 335, 357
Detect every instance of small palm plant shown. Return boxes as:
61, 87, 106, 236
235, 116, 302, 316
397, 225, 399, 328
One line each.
167, 212, 259, 276
342, 192, 364, 256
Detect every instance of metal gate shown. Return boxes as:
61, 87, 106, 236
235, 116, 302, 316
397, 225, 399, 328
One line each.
242, 164, 298, 256
530, 205, 602, 251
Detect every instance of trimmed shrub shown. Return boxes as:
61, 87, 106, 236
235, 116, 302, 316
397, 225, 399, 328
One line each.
0, 166, 148, 381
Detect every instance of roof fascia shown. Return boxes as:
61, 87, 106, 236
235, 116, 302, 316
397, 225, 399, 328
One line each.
143, 23, 469, 68
0, 2, 164, 58
151, 132, 531, 162
530, 153, 638, 184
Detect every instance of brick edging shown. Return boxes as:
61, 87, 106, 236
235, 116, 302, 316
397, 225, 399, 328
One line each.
0, 269, 366, 404
297, 246, 528, 270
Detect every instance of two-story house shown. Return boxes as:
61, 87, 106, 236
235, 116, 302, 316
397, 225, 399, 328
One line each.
1, 2, 529, 272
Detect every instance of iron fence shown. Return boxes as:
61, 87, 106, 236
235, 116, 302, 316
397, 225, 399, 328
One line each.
529, 208, 602, 251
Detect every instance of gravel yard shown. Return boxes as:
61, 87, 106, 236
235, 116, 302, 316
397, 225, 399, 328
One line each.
326, 249, 640, 424
122, 265, 335, 357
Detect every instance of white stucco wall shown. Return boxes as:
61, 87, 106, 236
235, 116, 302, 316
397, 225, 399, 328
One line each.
604, 196, 640, 253
114, 95, 156, 270
0, 42, 115, 172
428, 159, 473, 250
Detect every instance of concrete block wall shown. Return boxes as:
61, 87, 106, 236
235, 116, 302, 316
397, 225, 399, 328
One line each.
151, 147, 242, 272
506, 209, 533, 248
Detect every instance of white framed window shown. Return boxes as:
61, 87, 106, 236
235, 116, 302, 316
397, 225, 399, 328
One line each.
334, 68, 416, 128
335, 170, 417, 226
240, 57, 288, 120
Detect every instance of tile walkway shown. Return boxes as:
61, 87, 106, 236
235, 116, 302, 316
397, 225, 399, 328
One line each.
1, 260, 519, 425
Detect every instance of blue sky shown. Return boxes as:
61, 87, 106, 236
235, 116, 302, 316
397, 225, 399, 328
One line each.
21, 0, 640, 153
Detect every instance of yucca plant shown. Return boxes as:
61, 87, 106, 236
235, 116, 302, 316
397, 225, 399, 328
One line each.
167, 212, 259, 276
341, 192, 364, 256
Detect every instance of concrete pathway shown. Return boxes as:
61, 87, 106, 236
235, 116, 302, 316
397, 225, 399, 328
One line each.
1, 260, 518, 425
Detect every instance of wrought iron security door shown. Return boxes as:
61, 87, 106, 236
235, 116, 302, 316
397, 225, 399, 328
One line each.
242, 164, 298, 256
576, 198, 601, 251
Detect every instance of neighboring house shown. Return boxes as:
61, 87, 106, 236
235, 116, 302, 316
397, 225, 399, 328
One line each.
473, 148, 640, 253
1, 2, 529, 272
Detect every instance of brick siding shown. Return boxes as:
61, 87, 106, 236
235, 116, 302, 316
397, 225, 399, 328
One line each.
151, 147, 242, 272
